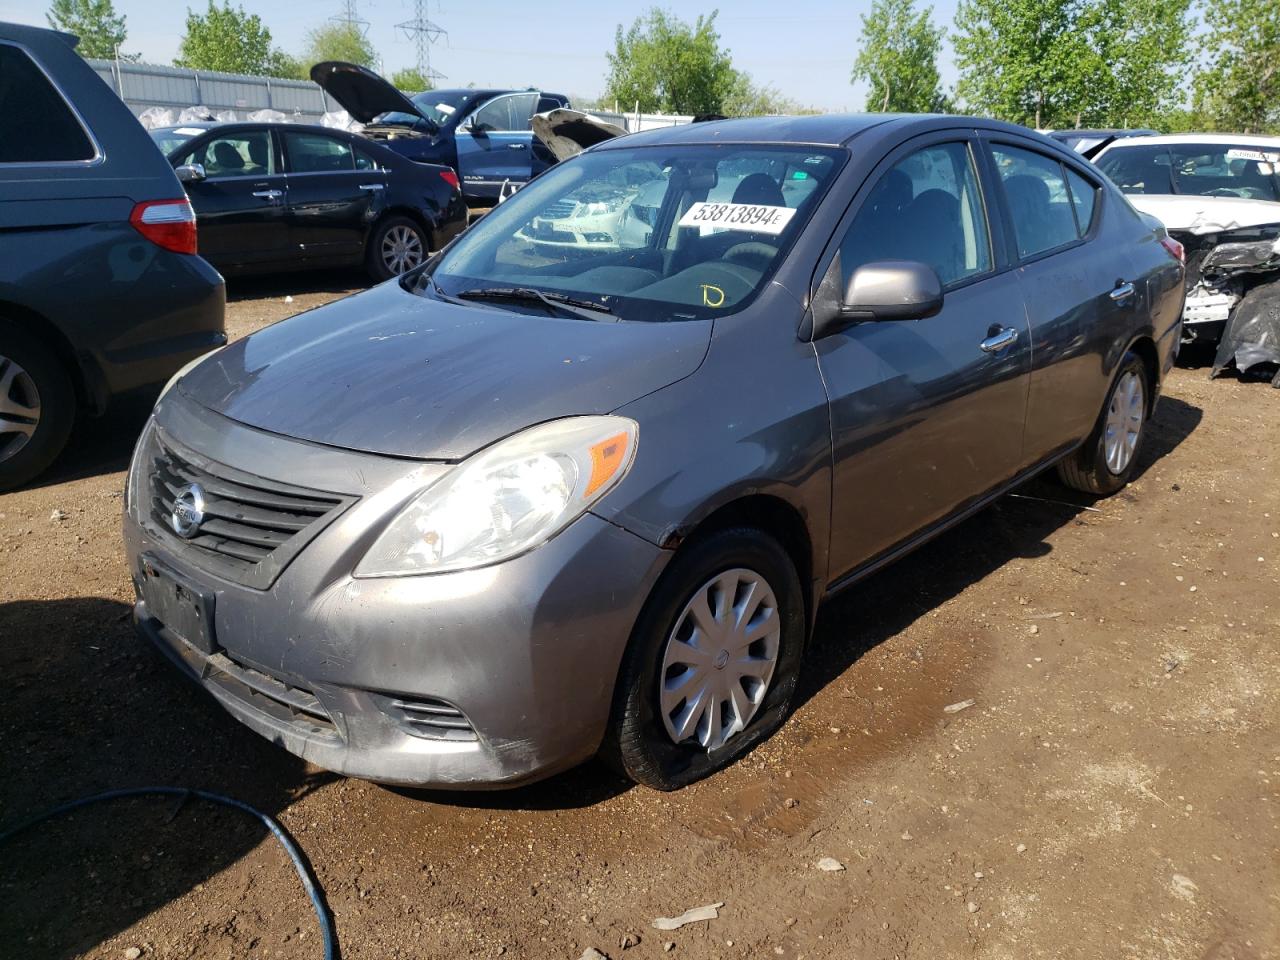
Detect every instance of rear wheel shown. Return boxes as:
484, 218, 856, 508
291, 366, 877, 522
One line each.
366, 215, 429, 282
0, 325, 75, 492
1056, 351, 1149, 496
605, 527, 806, 790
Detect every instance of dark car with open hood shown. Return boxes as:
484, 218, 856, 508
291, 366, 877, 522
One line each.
0, 21, 225, 490
150, 120, 467, 281
125, 114, 1182, 790
311, 61, 568, 203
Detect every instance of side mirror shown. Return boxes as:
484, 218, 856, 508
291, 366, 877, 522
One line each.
841, 260, 943, 322
176, 162, 206, 184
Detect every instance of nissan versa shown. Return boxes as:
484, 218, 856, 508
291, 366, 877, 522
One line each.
123, 115, 1184, 790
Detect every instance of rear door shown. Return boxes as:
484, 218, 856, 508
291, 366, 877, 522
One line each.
280, 129, 385, 262
981, 135, 1143, 463
815, 133, 1033, 580
177, 127, 288, 268
455, 92, 540, 200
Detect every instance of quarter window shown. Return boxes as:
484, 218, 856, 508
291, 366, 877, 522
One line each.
178, 131, 275, 177
991, 145, 1079, 258
840, 141, 991, 288
1065, 167, 1098, 236
0, 43, 94, 163
284, 132, 355, 173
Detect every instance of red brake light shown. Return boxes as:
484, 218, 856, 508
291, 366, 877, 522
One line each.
438, 169, 460, 191
1160, 235, 1185, 264
130, 198, 197, 255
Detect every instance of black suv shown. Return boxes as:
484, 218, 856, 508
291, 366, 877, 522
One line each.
0, 21, 225, 489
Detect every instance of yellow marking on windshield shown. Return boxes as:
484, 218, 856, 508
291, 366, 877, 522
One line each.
701, 284, 726, 308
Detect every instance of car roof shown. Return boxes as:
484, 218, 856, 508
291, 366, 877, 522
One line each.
151, 121, 354, 136
1099, 132, 1280, 149
600, 113, 1045, 150
0, 19, 79, 47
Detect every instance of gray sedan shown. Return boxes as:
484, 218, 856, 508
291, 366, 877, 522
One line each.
123, 114, 1184, 790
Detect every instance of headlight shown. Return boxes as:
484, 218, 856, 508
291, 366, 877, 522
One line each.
158, 348, 222, 401
354, 416, 638, 577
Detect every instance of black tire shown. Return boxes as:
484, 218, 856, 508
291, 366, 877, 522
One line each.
1056, 351, 1149, 496
604, 527, 807, 791
365, 215, 430, 282
0, 323, 75, 492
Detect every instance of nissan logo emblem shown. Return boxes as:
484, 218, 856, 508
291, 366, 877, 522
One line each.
170, 482, 207, 539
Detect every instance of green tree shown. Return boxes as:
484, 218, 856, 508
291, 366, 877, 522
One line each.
851, 0, 948, 113
46, 0, 132, 59
391, 67, 432, 93
175, 2, 294, 77
302, 22, 377, 70
603, 8, 737, 115
1193, 0, 1280, 133
723, 71, 811, 116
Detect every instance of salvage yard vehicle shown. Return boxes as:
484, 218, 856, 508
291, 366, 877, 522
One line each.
1045, 127, 1157, 159
0, 21, 225, 491
124, 114, 1183, 790
310, 61, 568, 204
151, 121, 467, 281
1095, 134, 1280, 385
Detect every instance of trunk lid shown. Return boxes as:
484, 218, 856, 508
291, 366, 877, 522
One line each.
531, 109, 627, 162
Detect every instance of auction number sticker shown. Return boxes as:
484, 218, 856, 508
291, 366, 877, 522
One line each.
1226, 148, 1280, 163
678, 202, 796, 235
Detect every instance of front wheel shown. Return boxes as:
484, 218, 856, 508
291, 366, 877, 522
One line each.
605, 528, 807, 790
1056, 351, 1149, 496
366, 215, 429, 282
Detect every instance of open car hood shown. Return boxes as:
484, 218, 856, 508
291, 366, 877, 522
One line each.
1127, 194, 1280, 235
309, 61, 432, 127
178, 280, 711, 461
532, 109, 626, 162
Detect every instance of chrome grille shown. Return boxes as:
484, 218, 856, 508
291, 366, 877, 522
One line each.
541, 198, 577, 220
382, 695, 478, 742
148, 434, 350, 588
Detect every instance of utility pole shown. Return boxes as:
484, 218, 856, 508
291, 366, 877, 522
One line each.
396, 0, 447, 86
331, 0, 370, 35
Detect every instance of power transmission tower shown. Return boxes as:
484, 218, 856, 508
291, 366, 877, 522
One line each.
396, 0, 447, 85
331, 0, 370, 35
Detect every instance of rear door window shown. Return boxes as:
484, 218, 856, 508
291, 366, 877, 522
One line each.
840, 141, 992, 288
0, 43, 95, 163
283, 132, 355, 173
990, 145, 1079, 258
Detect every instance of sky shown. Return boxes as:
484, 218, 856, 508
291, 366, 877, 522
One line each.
0, 0, 965, 112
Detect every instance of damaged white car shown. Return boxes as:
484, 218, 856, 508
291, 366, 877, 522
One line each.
1095, 134, 1280, 386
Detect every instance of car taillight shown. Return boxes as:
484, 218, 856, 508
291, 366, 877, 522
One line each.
130, 198, 197, 254
1160, 235, 1185, 264
438, 169, 460, 191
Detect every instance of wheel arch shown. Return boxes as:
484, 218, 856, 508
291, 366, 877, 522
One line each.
0, 300, 91, 410
374, 205, 438, 252
1124, 334, 1160, 416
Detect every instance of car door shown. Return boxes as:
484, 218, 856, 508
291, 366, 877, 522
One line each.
982, 136, 1144, 463
177, 127, 287, 268
454, 92, 540, 200
281, 130, 385, 262
814, 134, 1033, 580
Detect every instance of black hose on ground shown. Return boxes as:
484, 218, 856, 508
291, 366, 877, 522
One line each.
0, 786, 336, 960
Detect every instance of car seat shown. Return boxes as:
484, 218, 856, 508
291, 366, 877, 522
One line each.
210, 141, 245, 175
894, 188, 963, 284
246, 135, 270, 174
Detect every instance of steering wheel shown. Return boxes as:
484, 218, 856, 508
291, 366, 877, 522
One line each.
723, 241, 777, 269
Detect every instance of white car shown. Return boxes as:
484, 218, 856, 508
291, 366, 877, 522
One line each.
1094, 134, 1280, 384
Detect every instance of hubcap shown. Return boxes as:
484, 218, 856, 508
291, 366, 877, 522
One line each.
381, 224, 424, 275
0, 354, 41, 463
1103, 370, 1144, 475
658, 568, 781, 751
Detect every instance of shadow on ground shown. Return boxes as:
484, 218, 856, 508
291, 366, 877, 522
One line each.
0, 597, 335, 960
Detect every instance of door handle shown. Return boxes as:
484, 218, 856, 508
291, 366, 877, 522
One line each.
1110, 280, 1136, 303
358, 183, 385, 191
979, 326, 1019, 354
252, 189, 282, 200
507, 142, 527, 150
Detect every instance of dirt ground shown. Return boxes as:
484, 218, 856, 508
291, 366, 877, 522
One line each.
1, 272, 1277, 960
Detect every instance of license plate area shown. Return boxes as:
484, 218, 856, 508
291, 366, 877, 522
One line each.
139, 553, 218, 655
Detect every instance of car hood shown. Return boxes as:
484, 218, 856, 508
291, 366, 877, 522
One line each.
309, 61, 433, 127
532, 109, 627, 161
1126, 194, 1280, 235
178, 280, 712, 461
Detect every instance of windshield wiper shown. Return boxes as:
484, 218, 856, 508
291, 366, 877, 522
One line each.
454, 286, 618, 322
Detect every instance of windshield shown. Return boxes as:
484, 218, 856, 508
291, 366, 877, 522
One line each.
1097, 142, 1280, 202
375, 89, 471, 127
424, 143, 844, 322
150, 127, 203, 157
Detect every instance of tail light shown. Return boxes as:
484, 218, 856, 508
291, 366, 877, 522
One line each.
130, 198, 197, 254
1160, 235, 1185, 264
438, 169, 460, 191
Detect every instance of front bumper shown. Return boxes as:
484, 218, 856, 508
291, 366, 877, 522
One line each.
123, 395, 669, 787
